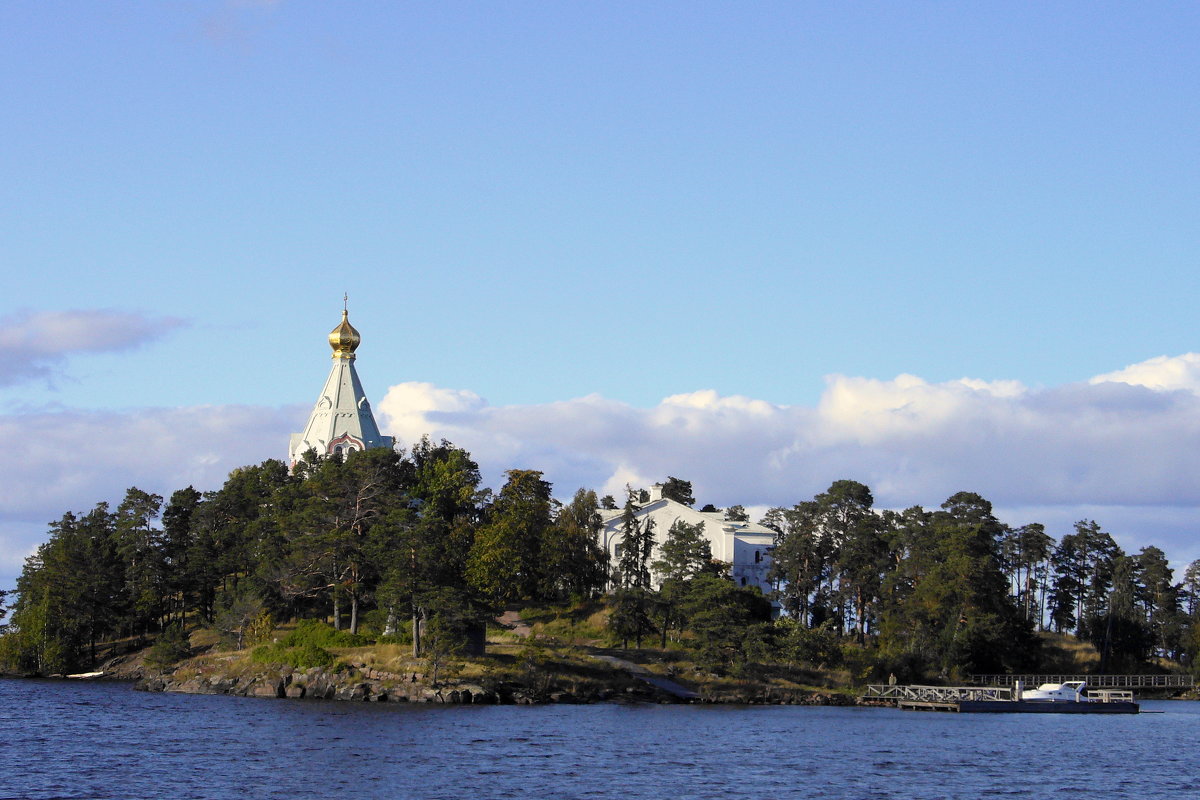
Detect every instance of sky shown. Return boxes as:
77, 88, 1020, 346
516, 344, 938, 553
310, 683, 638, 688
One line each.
3, 1, 1200, 591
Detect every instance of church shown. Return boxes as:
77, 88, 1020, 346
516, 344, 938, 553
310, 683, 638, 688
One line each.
288, 305, 394, 467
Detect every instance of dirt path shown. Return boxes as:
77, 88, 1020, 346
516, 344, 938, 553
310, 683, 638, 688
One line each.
496, 609, 533, 638
591, 654, 700, 700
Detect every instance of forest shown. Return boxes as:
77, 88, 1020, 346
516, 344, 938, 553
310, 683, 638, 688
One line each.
3, 439, 1199, 683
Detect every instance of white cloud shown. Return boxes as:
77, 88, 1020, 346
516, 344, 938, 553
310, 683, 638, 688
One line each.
376, 354, 1200, 566
0, 404, 299, 588
0, 309, 185, 387
1091, 353, 1200, 394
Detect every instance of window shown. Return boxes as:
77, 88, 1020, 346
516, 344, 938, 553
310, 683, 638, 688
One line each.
754, 550, 762, 563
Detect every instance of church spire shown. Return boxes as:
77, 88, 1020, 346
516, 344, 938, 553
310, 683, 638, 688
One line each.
289, 303, 394, 467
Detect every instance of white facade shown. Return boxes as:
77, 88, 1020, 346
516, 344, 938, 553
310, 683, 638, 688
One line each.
288, 308, 394, 466
598, 484, 777, 597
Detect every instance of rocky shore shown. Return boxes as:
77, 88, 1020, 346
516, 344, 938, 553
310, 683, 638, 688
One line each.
132, 660, 857, 707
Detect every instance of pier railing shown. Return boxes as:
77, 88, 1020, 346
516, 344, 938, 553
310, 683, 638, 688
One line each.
864, 684, 1012, 704
969, 674, 1193, 689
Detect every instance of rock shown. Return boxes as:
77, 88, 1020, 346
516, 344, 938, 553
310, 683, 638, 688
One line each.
285, 684, 306, 699
250, 678, 285, 698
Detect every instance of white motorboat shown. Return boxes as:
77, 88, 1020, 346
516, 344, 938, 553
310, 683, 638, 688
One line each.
1019, 680, 1091, 702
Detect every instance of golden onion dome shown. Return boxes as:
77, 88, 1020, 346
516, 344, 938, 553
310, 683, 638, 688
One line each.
328, 309, 361, 358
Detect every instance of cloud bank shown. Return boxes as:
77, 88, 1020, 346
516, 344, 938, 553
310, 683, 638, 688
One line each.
378, 361, 1200, 512
0, 309, 186, 387
376, 354, 1200, 567
5, 352, 1200, 588
0, 404, 298, 584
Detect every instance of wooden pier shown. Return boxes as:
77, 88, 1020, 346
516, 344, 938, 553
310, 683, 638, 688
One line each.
862, 684, 1139, 714
864, 684, 1011, 711
969, 673, 1193, 689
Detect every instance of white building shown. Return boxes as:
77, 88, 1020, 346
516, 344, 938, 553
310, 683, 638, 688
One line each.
598, 484, 777, 597
289, 306, 394, 467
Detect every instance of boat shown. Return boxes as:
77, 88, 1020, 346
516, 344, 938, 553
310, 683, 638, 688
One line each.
1019, 680, 1091, 702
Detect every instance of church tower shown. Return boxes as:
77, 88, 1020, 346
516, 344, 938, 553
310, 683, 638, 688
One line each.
289, 304, 394, 467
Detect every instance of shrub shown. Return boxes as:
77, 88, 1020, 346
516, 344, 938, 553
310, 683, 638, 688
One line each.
280, 619, 367, 649
251, 642, 335, 670
146, 624, 191, 668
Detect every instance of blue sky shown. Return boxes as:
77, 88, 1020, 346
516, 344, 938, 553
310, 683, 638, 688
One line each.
4, 1, 1200, 588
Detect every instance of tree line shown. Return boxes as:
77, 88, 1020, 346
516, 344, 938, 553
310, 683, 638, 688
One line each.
3, 445, 1199, 681
764, 479, 1200, 677
0, 440, 605, 674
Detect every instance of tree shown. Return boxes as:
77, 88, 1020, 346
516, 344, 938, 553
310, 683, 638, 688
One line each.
724, 505, 749, 522
467, 469, 554, 602
540, 489, 607, 600
1000, 523, 1053, 628
616, 494, 654, 590
608, 588, 655, 649
1134, 546, 1182, 659
1182, 559, 1200, 618
651, 520, 718, 647
879, 493, 1035, 676
375, 438, 487, 656
1050, 520, 1122, 634
767, 501, 830, 626
659, 477, 695, 506
161, 486, 202, 627
114, 487, 165, 639
652, 520, 714, 583
2, 505, 123, 673
682, 575, 773, 674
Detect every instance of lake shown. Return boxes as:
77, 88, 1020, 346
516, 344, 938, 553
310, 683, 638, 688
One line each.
1, 678, 1196, 799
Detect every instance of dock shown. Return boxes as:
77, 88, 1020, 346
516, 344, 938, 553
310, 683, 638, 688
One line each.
862, 684, 1140, 714
969, 673, 1192, 690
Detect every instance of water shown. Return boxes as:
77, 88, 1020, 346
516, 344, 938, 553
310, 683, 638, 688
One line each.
1, 678, 1197, 800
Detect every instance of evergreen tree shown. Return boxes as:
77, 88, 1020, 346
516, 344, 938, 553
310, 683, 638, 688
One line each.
541, 489, 607, 600
659, 477, 695, 506
467, 469, 554, 602
617, 494, 654, 590
650, 520, 718, 647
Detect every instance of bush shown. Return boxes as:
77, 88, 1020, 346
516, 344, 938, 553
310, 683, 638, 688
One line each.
251, 642, 335, 670
146, 624, 191, 668
280, 619, 367, 649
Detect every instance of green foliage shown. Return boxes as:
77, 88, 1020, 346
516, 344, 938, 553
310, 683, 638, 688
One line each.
214, 588, 270, 650
251, 641, 335, 669
607, 588, 655, 648
723, 505, 749, 522
146, 624, 192, 668
777, 619, 842, 668
280, 619, 368, 648
659, 477, 695, 506
652, 520, 715, 583
517, 634, 557, 697
682, 575, 774, 673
